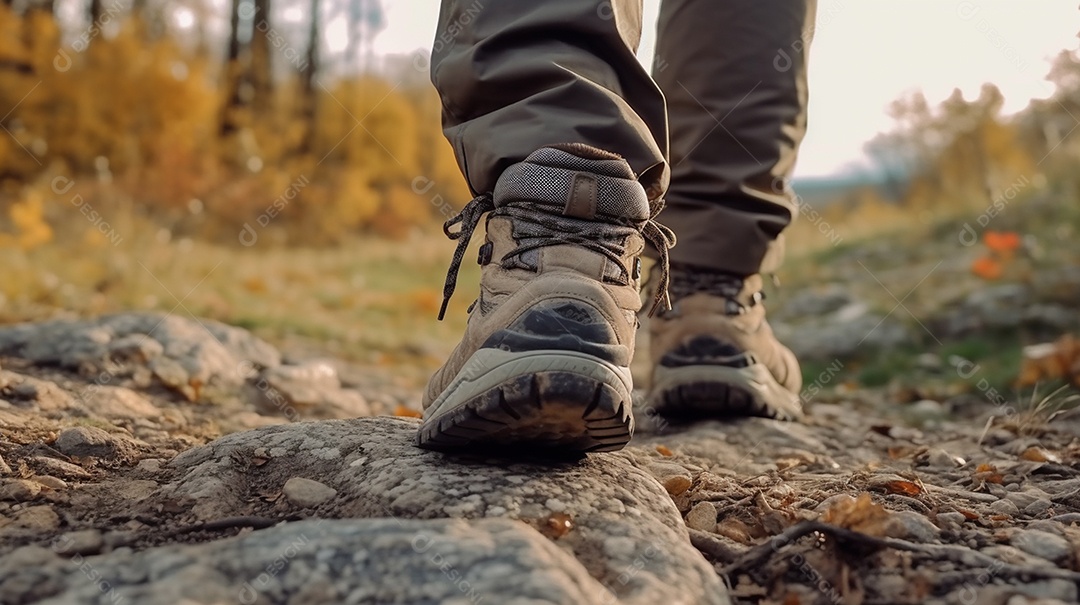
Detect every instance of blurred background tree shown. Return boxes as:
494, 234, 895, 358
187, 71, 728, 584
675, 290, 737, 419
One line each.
0, 0, 468, 247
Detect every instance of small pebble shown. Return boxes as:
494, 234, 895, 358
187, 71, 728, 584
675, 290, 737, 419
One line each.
990, 499, 1020, 515
886, 511, 941, 542
137, 459, 164, 472
1025, 499, 1054, 515
54, 426, 123, 459
1012, 529, 1071, 563
32, 475, 68, 490
53, 529, 104, 556
685, 501, 717, 532
0, 479, 42, 501
662, 475, 692, 496
282, 477, 338, 508
936, 511, 967, 529
0, 454, 11, 475
926, 448, 959, 468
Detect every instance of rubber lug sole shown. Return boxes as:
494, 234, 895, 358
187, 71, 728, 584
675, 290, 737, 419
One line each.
648, 364, 803, 421
418, 362, 634, 454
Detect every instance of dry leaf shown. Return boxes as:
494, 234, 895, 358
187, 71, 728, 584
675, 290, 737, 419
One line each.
1018, 334, 1080, 387
822, 493, 892, 537
393, 405, 423, 418
655, 445, 674, 457
540, 512, 574, 539
958, 509, 980, 520
883, 480, 922, 497
1020, 446, 1061, 463
971, 256, 1003, 280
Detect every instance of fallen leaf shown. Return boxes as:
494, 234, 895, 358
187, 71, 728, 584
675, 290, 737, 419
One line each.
655, 445, 674, 457
393, 405, 423, 418
822, 493, 893, 537
959, 509, 980, 520
540, 512, 574, 539
1017, 334, 1080, 387
1020, 446, 1062, 463
971, 256, 1003, 280
883, 480, 922, 497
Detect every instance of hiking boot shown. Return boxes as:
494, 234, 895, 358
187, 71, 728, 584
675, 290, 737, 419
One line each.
646, 263, 803, 420
418, 144, 676, 453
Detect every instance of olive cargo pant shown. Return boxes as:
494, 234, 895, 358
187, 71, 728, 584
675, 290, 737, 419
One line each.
431, 0, 816, 276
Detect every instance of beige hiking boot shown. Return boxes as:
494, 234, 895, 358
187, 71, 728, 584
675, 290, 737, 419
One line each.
418, 144, 676, 453
647, 264, 803, 420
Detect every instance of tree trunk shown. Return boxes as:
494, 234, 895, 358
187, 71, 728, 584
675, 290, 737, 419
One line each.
298, 0, 320, 153
249, 0, 273, 117
219, 0, 247, 137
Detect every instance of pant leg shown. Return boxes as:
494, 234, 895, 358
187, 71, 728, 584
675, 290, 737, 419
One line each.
652, 0, 817, 275
430, 0, 670, 204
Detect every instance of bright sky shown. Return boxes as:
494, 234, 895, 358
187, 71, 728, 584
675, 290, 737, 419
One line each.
363, 0, 1079, 177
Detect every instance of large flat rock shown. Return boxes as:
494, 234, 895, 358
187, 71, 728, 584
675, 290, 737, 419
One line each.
147, 416, 727, 604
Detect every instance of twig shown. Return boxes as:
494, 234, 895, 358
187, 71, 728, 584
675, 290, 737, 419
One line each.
688, 528, 743, 564
922, 484, 999, 503
721, 520, 1080, 584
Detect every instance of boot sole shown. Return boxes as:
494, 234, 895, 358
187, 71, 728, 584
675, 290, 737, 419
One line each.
648, 364, 803, 421
417, 349, 634, 453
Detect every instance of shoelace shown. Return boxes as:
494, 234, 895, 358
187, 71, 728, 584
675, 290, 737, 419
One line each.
662, 263, 764, 316
438, 193, 676, 320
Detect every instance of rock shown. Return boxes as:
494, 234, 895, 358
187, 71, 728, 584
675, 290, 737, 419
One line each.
262, 361, 340, 405
991, 498, 1020, 515
32, 475, 68, 490
936, 511, 967, 529
282, 477, 338, 508
0, 313, 282, 399
55, 426, 129, 458
53, 529, 104, 556
685, 501, 717, 532
926, 448, 959, 468
136, 459, 164, 472
885, 511, 941, 543
10, 505, 60, 531
0, 454, 11, 475
1, 374, 76, 411
645, 462, 694, 496
82, 386, 159, 420
30, 456, 91, 479
1008, 579, 1078, 602
776, 313, 913, 360
1012, 529, 1071, 563
154, 417, 728, 604
254, 362, 371, 418
1006, 488, 1051, 510
107, 334, 164, 363
0, 518, 695, 605
1025, 499, 1054, 516
0, 479, 41, 501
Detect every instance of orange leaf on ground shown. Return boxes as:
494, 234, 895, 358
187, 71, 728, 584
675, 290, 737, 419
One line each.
883, 480, 923, 497
392, 405, 423, 418
655, 445, 674, 457
971, 256, 1003, 280
983, 230, 1022, 255
1017, 334, 1080, 387
1020, 446, 1062, 463
822, 493, 893, 537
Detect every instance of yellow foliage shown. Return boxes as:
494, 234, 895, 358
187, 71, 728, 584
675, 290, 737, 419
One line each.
0, 191, 53, 250
0, 9, 469, 245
